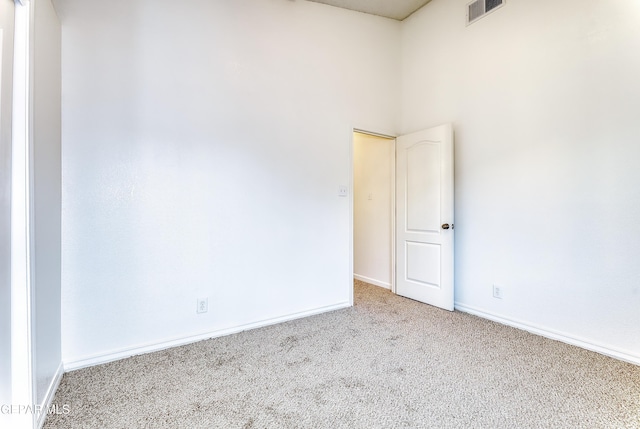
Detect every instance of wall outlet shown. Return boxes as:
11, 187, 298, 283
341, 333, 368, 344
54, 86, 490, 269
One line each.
493, 285, 503, 299
197, 298, 208, 314
338, 185, 348, 197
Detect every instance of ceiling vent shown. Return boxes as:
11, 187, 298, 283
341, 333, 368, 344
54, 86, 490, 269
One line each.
466, 0, 504, 25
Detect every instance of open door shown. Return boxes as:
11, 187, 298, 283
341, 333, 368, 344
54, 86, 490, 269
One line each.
395, 124, 454, 311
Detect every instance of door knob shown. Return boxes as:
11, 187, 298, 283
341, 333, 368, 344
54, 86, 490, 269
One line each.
442, 224, 450, 230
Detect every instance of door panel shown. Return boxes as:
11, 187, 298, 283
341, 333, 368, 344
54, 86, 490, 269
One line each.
406, 241, 440, 286
406, 142, 441, 232
396, 124, 454, 311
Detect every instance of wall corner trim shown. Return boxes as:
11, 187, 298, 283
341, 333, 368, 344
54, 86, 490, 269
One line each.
454, 302, 640, 366
353, 274, 391, 290
36, 361, 64, 429
63, 302, 352, 372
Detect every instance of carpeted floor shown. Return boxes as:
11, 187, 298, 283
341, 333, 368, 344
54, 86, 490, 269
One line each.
44, 280, 640, 428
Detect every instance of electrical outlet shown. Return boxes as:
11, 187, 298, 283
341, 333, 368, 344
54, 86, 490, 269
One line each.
493, 285, 503, 299
338, 185, 348, 197
197, 298, 208, 314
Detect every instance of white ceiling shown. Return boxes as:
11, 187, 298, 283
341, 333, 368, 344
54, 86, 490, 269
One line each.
306, 0, 433, 20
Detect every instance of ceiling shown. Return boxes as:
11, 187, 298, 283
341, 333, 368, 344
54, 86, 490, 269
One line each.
306, 0, 433, 21
51, 0, 434, 23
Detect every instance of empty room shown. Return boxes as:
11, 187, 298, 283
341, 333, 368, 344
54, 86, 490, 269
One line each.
1, 0, 639, 428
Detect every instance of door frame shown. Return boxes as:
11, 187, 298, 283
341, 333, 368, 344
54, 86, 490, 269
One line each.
10, 2, 36, 428
350, 128, 397, 306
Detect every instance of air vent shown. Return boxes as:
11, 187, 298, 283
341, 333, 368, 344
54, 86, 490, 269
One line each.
466, 0, 504, 25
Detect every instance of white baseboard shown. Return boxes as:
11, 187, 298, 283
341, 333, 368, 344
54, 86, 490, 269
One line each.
64, 301, 352, 372
354, 274, 391, 290
36, 361, 64, 429
455, 302, 640, 366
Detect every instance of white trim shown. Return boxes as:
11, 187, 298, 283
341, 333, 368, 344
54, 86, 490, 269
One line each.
390, 138, 396, 294
35, 362, 64, 429
353, 128, 395, 140
348, 127, 355, 307
353, 274, 391, 290
64, 301, 351, 372
455, 302, 640, 366
10, 2, 35, 428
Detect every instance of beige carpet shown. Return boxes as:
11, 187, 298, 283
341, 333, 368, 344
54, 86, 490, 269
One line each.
44, 280, 640, 428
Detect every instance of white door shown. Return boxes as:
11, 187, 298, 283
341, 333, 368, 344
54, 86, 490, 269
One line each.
396, 124, 454, 311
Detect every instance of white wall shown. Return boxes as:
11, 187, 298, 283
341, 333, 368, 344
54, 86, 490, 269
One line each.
402, 0, 640, 361
32, 0, 62, 408
59, 0, 400, 365
353, 132, 394, 288
57, 0, 640, 369
0, 0, 15, 409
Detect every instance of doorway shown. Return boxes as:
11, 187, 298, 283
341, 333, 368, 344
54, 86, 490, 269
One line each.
351, 124, 455, 312
352, 130, 396, 292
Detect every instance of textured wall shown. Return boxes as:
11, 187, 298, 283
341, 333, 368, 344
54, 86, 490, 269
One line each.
59, 0, 640, 368
60, 0, 400, 365
402, 0, 640, 361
